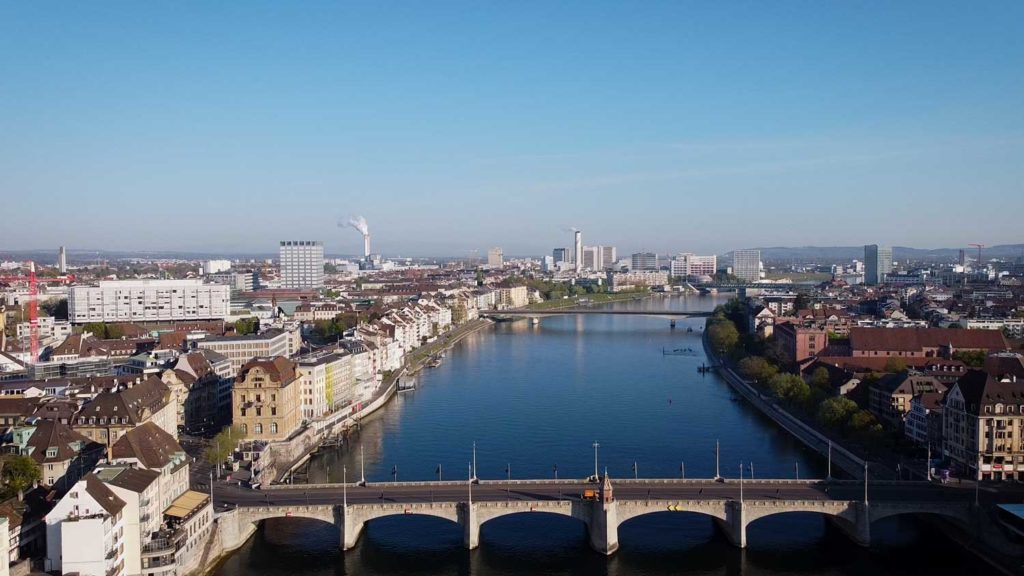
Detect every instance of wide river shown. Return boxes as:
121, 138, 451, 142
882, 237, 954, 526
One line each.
215, 296, 984, 575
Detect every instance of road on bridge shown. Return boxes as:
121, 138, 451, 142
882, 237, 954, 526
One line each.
212, 479, 975, 509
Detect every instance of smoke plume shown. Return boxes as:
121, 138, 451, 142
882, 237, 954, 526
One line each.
341, 215, 370, 235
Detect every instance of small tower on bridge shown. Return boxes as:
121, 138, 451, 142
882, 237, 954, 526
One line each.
601, 468, 614, 503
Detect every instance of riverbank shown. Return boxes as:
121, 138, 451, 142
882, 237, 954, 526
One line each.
525, 290, 651, 311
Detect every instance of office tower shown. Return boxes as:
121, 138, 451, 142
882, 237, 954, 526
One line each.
670, 253, 717, 278
280, 241, 324, 289
582, 246, 600, 270
631, 252, 658, 271
600, 246, 617, 269
58, 246, 67, 274
487, 247, 504, 268
864, 244, 893, 286
574, 231, 583, 274
552, 248, 569, 264
732, 249, 761, 282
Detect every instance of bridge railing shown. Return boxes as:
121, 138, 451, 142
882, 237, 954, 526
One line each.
261, 477, 936, 491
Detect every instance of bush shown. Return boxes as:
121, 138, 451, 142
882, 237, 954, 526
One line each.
738, 356, 777, 383
817, 397, 859, 430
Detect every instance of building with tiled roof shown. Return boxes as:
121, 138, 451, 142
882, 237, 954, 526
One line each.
943, 369, 1024, 481
850, 327, 1009, 359
232, 357, 301, 441
7, 419, 103, 488
44, 472, 127, 575
70, 375, 175, 445
109, 422, 190, 513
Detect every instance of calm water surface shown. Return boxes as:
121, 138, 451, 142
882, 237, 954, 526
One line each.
215, 296, 985, 575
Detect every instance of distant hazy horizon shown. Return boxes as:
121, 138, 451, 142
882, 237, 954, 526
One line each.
3, 3, 1022, 255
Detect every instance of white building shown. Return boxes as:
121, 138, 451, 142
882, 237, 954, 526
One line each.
68, 280, 230, 324
670, 253, 717, 278
45, 474, 127, 576
196, 328, 292, 372
631, 252, 658, 271
97, 466, 163, 576
732, 249, 761, 283
487, 247, 504, 268
279, 241, 324, 289
15, 316, 72, 341
202, 260, 232, 275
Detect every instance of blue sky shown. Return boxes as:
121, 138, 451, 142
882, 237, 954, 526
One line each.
2, 2, 1022, 257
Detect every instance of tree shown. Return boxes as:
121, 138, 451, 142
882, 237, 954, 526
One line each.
205, 425, 244, 479
738, 356, 777, 383
810, 367, 831, 390
768, 373, 810, 406
817, 397, 859, 430
708, 319, 739, 352
793, 293, 810, 312
234, 317, 259, 336
40, 298, 68, 320
884, 357, 908, 373
952, 350, 987, 368
1, 454, 41, 500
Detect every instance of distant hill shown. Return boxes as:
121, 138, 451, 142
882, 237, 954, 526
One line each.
736, 244, 1024, 263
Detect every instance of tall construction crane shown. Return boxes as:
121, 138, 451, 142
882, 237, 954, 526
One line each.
969, 243, 985, 270
0, 261, 71, 362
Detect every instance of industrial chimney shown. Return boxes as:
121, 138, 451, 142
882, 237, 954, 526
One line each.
574, 230, 583, 274
363, 233, 371, 258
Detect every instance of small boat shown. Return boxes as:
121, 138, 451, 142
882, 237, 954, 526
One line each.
687, 327, 694, 333
427, 355, 443, 368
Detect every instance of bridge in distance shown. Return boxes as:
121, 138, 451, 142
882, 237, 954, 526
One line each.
482, 309, 714, 319
213, 477, 980, 556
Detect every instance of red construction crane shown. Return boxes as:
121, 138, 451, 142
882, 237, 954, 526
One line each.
27, 262, 38, 363
968, 243, 985, 268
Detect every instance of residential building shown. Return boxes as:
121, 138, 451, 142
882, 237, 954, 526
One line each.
279, 241, 324, 290
774, 322, 828, 364
606, 271, 669, 292
147, 490, 213, 576
905, 392, 945, 448
630, 252, 657, 271
295, 351, 354, 423
196, 328, 291, 372
6, 419, 102, 489
161, 351, 230, 435
96, 466, 162, 576
68, 280, 231, 324
15, 316, 72, 341
670, 253, 717, 279
868, 372, 947, 428
943, 370, 1024, 481
71, 375, 176, 445
732, 249, 761, 283
45, 473, 126, 576
487, 247, 504, 268
864, 244, 893, 286
495, 286, 528, 309
232, 357, 301, 441
109, 422, 190, 512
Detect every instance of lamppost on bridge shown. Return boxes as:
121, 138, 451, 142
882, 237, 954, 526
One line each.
926, 443, 932, 481
505, 463, 511, 500
739, 462, 744, 503
795, 462, 799, 480
472, 441, 479, 483
633, 461, 638, 480
593, 441, 600, 482
359, 445, 366, 486
468, 463, 473, 505
392, 465, 398, 483
343, 465, 348, 509
749, 462, 754, 479
827, 441, 832, 481
714, 440, 721, 480
863, 461, 869, 505
553, 464, 558, 481
680, 461, 685, 480
437, 464, 442, 482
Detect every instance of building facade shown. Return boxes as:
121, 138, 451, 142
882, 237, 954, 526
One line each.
864, 244, 893, 286
630, 252, 657, 271
732, 249, 761, 283
670, 253, 717, 279
232, 357, 301, 441
196, 329, 292, 372
279, 241, 324, 289
487, 248, 504, 268
68, 280, 230, 324
943, 370, 1024, 481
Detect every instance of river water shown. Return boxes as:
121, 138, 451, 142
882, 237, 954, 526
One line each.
215, 296, 985, 576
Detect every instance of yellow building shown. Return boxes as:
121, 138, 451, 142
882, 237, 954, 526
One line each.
232, 357, 301, 441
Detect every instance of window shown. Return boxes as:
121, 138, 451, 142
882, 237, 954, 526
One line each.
241, 424, 247, 434
271, 407, 277, 416
254, 423, 263, 435
271, 422, 278, 434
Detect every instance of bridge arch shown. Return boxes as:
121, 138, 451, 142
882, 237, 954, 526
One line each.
868, 503, 973, 528
617, 501, 728, 525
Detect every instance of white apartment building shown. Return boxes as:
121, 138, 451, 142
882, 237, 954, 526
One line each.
496, 286, 528, 309
959, 318, 1024, 338
68, 280, 230, 324
196, 328, 292, 372
16, 316, 72, 340
279, 241, 324, 289
45, 474, 127, 576
606, 271, 669, 292
487, 247, 504, 268
98, 466, 163, 576
296, 350, 359, 426
670, 253, 717, 278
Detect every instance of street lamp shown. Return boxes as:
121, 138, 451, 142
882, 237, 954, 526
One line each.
715, 440, 721, 480
739, 462, 744, 503
553, 464, 558, 481
359, 444, 366, 486
827, 441, 832, 481
680, 461, 685, 479
795, 462, 799, 480
633, 461, 638, 480
472, 441, 478, 482
343, 465, 347, 509
592, 442, 601, 481
506, 463, 511, 500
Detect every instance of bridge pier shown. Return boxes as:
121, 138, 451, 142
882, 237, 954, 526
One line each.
715, 500, 746, 548
587, 499, 619, 555
458, 502, 479, 550
337, 506, 364, 551
826, 502, 870, 546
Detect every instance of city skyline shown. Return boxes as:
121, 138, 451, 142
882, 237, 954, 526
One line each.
3, 2, 1023, 255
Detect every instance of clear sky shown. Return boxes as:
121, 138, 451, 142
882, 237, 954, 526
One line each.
2, 2, 1022, 257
